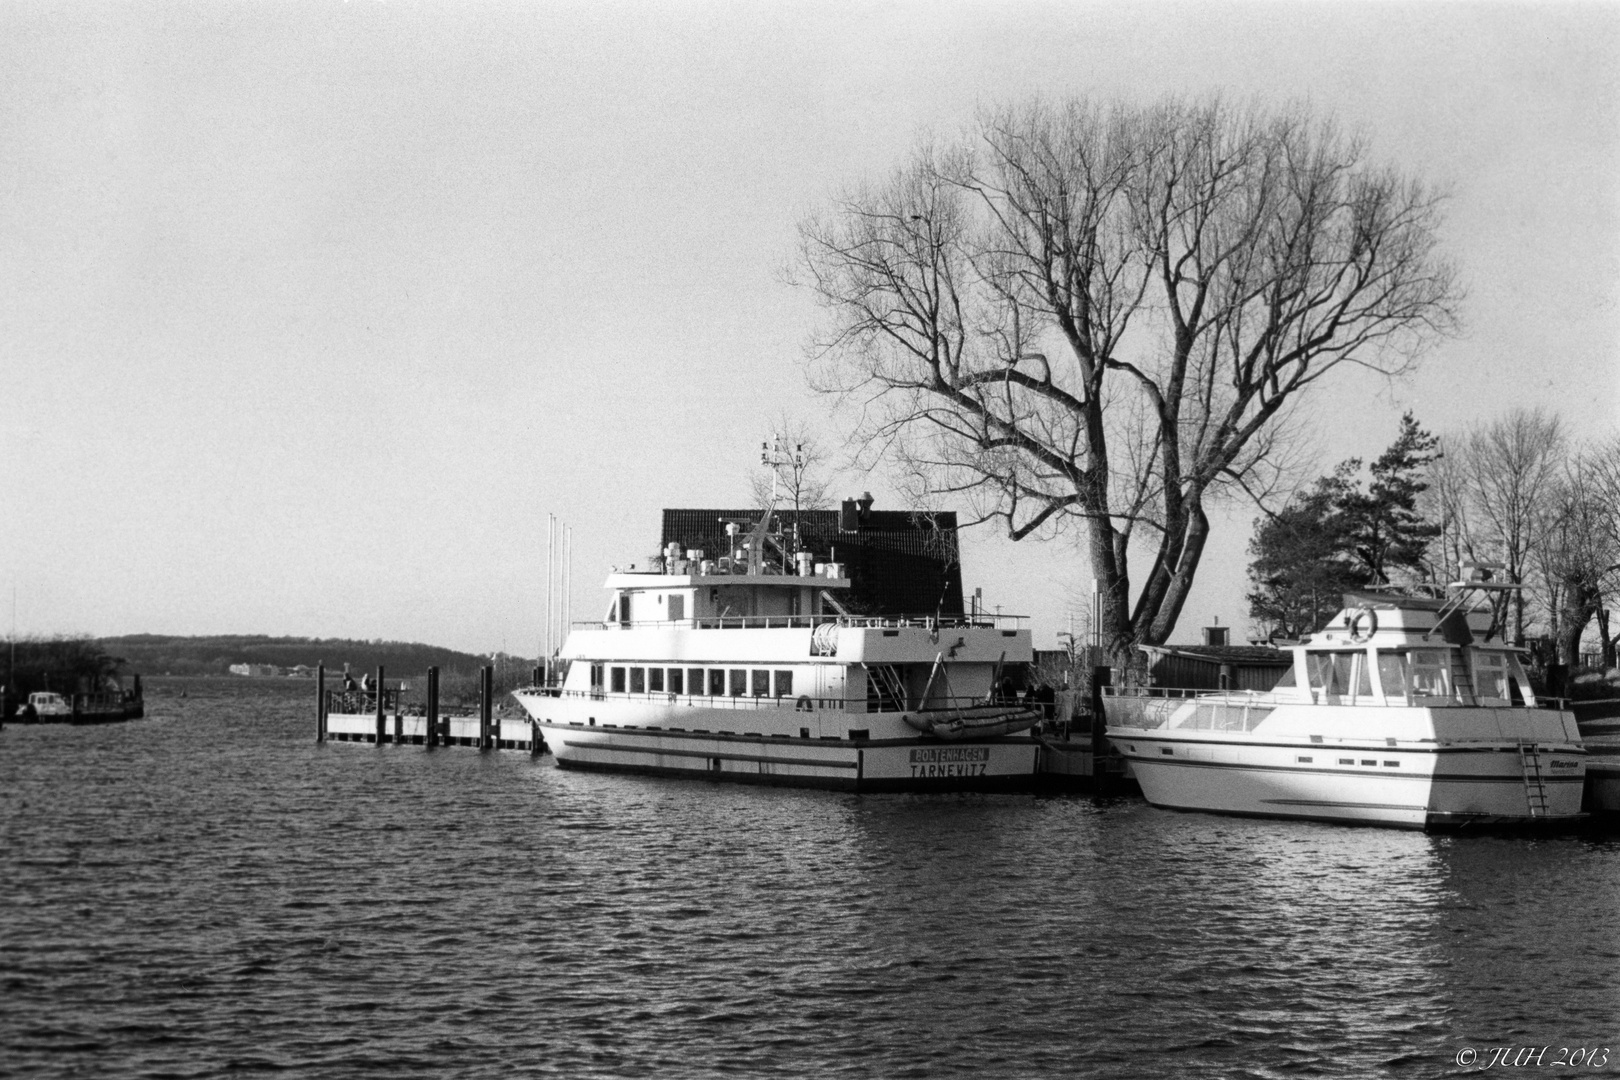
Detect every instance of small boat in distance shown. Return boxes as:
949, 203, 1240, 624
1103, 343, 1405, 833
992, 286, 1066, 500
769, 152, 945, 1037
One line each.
1104, 566, 1586, 829
10, 678, 145, 724
513, 503, 1045, 791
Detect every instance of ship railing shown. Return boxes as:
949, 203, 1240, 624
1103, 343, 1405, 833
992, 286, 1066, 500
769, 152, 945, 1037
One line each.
512, 688, 1009, 712
573, 613, 1029, 632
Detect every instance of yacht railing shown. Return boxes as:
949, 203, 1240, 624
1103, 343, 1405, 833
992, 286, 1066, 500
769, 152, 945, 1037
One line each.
1101, 686, 1282, 732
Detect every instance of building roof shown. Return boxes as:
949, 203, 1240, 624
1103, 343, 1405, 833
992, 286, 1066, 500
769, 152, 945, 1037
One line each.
660, 506, 963, 616
1140, 644, 1294, 666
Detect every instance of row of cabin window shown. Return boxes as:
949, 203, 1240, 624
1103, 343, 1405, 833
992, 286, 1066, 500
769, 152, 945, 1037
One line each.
601, 664, 793, 698
1300, 649, 1523, 704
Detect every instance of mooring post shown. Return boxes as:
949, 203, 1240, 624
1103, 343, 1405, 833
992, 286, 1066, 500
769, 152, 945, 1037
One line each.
480, 665, 493, 749
316, 663, 326, 743
1091, 665, 1111, 791
72, 693, 81, 724
531, 719, 543, 757
426, 666, 439, 748
374, 665, 386, 745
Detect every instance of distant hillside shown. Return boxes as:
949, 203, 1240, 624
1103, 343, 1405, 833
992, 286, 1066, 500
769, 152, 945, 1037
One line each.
96, 635, 502, 678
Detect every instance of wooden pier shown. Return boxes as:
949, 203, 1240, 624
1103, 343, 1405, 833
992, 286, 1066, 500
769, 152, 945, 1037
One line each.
315, 663, 545, 754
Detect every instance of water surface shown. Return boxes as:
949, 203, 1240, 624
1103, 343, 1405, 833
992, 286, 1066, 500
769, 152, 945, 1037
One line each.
3, 678, 1617, 1077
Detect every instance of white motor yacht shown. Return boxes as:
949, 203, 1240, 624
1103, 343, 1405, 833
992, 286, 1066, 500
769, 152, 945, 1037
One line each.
1104, 571, 1586, 829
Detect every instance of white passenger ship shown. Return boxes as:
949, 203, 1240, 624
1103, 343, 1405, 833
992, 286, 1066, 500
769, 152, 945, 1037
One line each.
513, 510, 1044, 791
1105, 571, 1586, 829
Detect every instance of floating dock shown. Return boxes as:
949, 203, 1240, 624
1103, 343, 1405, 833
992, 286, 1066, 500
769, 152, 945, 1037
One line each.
316, 664, 543, 754
1573, 698, 1620, 816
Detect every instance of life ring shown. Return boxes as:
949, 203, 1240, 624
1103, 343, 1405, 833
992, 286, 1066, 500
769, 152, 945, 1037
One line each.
1347, 607, 1378, 643
795, 695, 813, 712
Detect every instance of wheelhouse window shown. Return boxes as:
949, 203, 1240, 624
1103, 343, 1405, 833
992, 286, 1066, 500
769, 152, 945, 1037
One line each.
668, 595, 685, 621
774, 670, 793, 698
1473, 651, 1510, 705
1306, 651, 1369, 701
668, 669, 684, 695
630, 667, 645, 693
1377, 651, 1409, 702
610, 666, 626, 693
1408, 650, 1451, 701
591, 663, 605, 698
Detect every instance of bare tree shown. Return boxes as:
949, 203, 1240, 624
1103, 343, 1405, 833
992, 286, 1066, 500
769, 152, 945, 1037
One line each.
796, 96, 1460, 660
1535, 448, 1619, 666
1448, 409, 1565, 644
747, 413, 836, 513
1558, 437, 1620, 667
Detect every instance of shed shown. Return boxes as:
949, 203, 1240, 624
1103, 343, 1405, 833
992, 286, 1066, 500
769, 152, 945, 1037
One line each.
1140, 644, 1293, 692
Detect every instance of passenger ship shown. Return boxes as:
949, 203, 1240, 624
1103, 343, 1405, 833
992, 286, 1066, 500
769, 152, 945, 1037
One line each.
512, 509, 1043, 791
1105, 570, 1586, 829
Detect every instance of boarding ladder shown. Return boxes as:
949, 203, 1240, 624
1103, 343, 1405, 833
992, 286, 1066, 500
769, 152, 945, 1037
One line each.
1518, 742, 1550, 818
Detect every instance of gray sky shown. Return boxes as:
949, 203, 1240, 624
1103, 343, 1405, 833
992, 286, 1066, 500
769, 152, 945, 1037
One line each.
3, 1, 1617, 654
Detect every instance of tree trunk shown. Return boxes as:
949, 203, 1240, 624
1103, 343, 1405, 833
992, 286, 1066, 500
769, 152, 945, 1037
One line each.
1555, 580, 1598, 668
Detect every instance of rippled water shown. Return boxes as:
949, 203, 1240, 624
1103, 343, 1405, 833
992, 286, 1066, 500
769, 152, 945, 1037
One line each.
3, 678, 1618, 1078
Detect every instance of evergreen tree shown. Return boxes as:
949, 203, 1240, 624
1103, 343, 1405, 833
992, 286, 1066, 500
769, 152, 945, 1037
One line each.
1246, 464, 1368, 640
1247, 415, 1442, 639
1340, 412, 1443, 585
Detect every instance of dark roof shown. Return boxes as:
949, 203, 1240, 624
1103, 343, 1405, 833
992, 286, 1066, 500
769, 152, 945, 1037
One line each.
660, 507, 963, 616
1141, 644, 1293, 666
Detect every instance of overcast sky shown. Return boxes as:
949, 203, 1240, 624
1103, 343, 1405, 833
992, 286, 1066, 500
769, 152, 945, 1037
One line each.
3, 1, 1617, 655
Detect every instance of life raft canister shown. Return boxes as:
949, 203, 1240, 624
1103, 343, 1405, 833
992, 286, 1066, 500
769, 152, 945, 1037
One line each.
1347, 606, 1378, 643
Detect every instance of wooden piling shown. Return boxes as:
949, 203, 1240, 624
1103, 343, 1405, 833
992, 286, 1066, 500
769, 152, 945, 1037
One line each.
426, 666, 439, 748
374, 665, 386, 745
479, 665, 493, 749
531, 719, 543, 757
316, 663, 326, 743
1091, 665, 1111, 790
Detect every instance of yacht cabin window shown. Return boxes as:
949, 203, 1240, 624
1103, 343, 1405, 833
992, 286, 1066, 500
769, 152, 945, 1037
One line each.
1306, 651, 1370, 701
630, 667, 645, 694
774, 670, 793, 698
751, 670, 769, 697
668, 595, 685, 621
1473, 651, 1510, 705
649, 668, 664, 693
1407, 650, 1451, 700
708, 669, 725, 696
610, 666, 626, 693
1376, 651, 1408, 701
668, 669, 684, 695
729, 669, 746, 697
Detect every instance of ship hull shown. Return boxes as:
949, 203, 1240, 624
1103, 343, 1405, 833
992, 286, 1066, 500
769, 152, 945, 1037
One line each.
518, 690, 1040, 792
1108, 729, 1585, 829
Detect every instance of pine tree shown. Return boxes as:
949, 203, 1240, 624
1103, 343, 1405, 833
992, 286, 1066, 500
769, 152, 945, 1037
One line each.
1341, 412, 1443, 585
1246, 463, 1369, 640
1246, 415, 1442, 639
